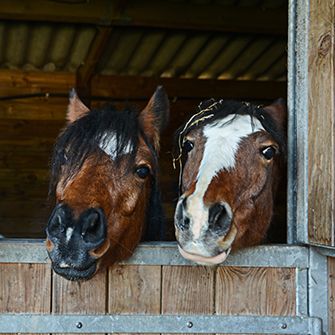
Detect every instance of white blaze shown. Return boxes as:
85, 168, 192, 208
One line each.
186, 114, 264, 239
99, 132, 133, 160
66, 227, 74, 242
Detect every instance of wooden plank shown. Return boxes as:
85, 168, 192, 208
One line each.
0, 70, 286, 101
0, 0, 287, 35
329, 257, 335, 335
109, 265, 161, 313
92, 75, 287, 100
0, 169, 49, 202
0, 0, 113, 25
216, 267, 296, 316
109, 265, 161, 335
76, 27, 113, 106
0, 70, 74, 91
0, 119, 64, 140
0, 218, 46, 238
307, 0, 335, 246
121, 0, 287, 35
0, 263, 51, 312
0, 263, 51, 335
0, 100, 67, 120
162, 266, 215, 335
52, 269, 107, 335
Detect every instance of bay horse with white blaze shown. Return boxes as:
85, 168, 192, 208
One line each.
46, 87, 169, 280
174, 99, 286, 265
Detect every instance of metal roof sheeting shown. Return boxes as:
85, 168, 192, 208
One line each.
0, 0, 287, 81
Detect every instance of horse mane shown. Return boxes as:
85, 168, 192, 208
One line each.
175, 99, 287, 158
49, 104, 164, 240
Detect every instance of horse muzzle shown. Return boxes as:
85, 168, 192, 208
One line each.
46, 203, 108, 281
174, 198, 237, 265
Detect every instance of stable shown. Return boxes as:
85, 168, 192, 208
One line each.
0, 1, 333, 334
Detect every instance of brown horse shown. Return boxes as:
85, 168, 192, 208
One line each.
46, 87, 169, 280
173, 99, 286, 265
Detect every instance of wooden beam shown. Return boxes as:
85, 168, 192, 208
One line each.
118, 1, 288, 35
0, 70, 286, 101
92, 75, 287, 100
0, 0, 287, 35
0, 0, 114, 25
76, 27, 113, 106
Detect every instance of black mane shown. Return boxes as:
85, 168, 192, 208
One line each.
175, 99, 286, 157
49, 104, 164, 240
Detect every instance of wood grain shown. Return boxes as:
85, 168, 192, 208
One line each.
308, 0, 335, 246
216, 267, 295, 335
52, 269, 107, 335
0, 263, 51, 335
162, 265, 215, 335
329, 257, 335, 335
109, 265, 161, 335
216, 267, 296, 315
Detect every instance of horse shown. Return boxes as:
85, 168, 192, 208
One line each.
173, 98, 286, 265
46, 86, 169, 280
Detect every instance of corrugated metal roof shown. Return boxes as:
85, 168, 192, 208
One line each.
0, 0, 287, 81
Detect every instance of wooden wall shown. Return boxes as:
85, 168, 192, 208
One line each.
0, 70, 286, 239
0, 262, 296, 334
0, 70, 208, 238
308, 0, 335, 246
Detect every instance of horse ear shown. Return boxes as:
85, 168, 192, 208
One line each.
139, 86, 170, 151
66, 89, 90, 124
263, 98, 287, 131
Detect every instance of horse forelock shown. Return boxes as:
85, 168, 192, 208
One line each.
49, 106, 149, 198
174, 99, 286, 193
175, 99, 286, 158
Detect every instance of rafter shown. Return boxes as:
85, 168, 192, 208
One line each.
0, 0, 287, 35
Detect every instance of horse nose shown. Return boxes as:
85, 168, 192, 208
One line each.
208, 203, 231, 234
80, 208, 107, 249
47, 205, 107, 250
47, 203, 70, 238
174, 197, 190, 231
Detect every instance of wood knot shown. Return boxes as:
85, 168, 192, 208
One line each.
318, 33, 332, 56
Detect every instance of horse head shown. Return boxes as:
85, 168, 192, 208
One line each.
46, 87, 169, 280
174, 99, 286, 265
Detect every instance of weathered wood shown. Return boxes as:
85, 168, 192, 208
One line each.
308, 0, 335, 246
329, 257, 335, 335
0, 264, 51, 334
162, 266, 215, 335
216, 267, 296, 316
109, 265, 161, 335
52, 268, 107, 335
0, 263, 51, 312
109, 265, 161, 313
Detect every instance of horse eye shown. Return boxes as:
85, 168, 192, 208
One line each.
261, 146, 276, 160
183, 140, 194, 153
135, 165, 151, 179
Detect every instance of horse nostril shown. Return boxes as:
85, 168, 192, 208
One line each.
208, 203, 231, 234
82, 213, 99, 236
182, 216, 190, 230
47, 204, 69, 237
80, 208, 107, 247
208, 204, 226, 225
176, 214, 190, 231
